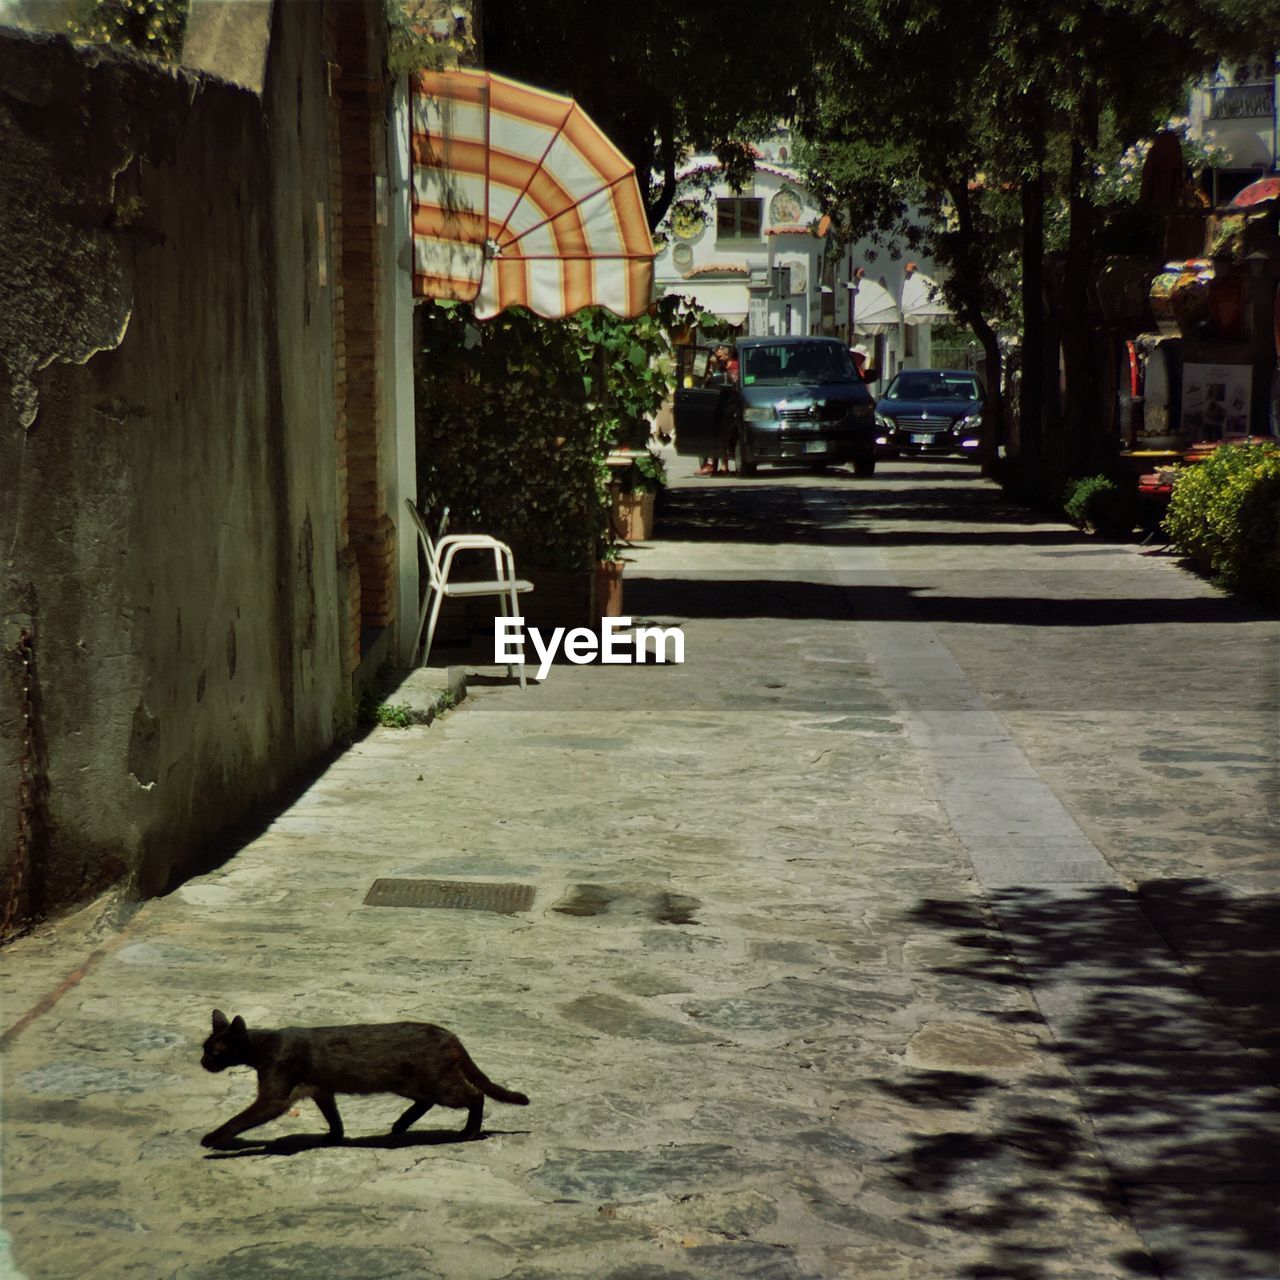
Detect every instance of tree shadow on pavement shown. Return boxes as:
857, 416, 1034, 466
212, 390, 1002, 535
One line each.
876, 880, 1279, 1279
625, 577, 1267, 628
657, 482, 1083, 547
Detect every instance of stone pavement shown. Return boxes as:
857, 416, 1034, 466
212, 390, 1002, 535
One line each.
2, 456, 1277, 1280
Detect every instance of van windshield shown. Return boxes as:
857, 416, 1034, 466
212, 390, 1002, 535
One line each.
742, 343, 857, 386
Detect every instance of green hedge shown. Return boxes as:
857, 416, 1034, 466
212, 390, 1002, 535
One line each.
1163, 442, 1280, 606
1062, 474, 1136, 536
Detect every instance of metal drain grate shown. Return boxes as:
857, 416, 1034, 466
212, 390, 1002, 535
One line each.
363, 878, 535, 914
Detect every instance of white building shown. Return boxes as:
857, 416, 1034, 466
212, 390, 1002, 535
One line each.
1187, 55, 1279, 204
654, 137, 954, 392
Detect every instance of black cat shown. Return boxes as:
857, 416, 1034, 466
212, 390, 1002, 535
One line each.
199, 1009, 529, 1148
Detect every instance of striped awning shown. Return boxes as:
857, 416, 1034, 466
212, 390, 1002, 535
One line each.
848, 275, 901, 335
901, 269, 952, 326
410, 69, 655, 319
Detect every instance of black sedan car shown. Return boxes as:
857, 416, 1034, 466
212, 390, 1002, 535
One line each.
673, 337, 878, 476
874, 369, 985, 459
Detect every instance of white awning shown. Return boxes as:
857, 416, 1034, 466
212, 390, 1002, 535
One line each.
901, 270, 952, 325
660, 282, 751, 325
848, 276, 901, 334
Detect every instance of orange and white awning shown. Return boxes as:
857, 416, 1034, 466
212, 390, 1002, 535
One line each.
410, 69, 655, 319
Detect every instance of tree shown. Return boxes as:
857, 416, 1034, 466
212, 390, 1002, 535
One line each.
796, 0, 1017, 471
800, 0, 1280, 486
480, 0, 835, 230
1012, 0, 1277, 477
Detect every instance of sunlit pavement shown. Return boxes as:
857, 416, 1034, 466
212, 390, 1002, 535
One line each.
3, 458, 1276, 1279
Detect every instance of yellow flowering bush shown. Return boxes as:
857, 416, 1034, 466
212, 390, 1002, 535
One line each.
67, 0, 188, 58
1163, 442, 1280, 606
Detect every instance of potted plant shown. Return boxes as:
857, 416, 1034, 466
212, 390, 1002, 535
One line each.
594, 542, 624, 620
610, 448, 667, 542
1063, 474, 1138, 538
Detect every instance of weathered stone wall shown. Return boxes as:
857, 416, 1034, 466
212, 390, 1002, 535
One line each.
0, 12, 346, 925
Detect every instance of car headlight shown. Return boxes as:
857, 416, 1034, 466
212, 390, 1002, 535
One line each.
875, 412, 894, 430
958, 413, 982, 431
742, 406, 775, 423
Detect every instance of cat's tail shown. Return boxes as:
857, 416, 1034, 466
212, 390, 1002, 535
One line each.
461, 1051, 529, 1106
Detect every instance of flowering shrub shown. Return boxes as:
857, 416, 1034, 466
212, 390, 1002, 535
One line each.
1093, 118, 1227, 207
1163, 442, 1280, 605
67, 0, 188, 57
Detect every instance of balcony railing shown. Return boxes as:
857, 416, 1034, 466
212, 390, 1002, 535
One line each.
1208, 82, 1276, 120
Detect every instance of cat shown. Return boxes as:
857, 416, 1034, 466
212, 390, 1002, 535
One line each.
199, 1009, 529, 1148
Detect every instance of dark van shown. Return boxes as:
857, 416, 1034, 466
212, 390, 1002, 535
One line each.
673, 336, 878, 476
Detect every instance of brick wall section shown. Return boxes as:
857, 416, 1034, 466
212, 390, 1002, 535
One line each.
334, 0, 396, 641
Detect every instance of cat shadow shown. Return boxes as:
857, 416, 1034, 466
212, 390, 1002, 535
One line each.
204, 1127, 530, 1159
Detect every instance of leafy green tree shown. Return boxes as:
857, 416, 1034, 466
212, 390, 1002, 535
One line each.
796, 0, 1016, 470
480, 0, 834, 229
799, 0, 1279, 484
1010, 0, 1275, 476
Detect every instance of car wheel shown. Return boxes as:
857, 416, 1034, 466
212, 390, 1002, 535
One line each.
734, 430, 758, 477
852, 451, 877, 478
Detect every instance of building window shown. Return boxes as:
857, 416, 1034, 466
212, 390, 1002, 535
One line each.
716, 197, 762, 240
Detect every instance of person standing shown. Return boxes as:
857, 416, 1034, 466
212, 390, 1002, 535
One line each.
698, 346, 736, 476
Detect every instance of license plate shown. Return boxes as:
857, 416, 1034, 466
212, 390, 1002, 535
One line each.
910, 433, 935, 444
803, 440, 825, 454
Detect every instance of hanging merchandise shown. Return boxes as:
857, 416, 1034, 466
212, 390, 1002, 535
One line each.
1094, 258, 1158, 330
1206, 273, 1244, 342
1149, 260, 1214, 338
1135, 334, 1183, 448
1117, 339, 1143, 448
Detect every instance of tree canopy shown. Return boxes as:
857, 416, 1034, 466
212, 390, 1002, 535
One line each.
480, 0, 834, 230
796, 0, 1280, 477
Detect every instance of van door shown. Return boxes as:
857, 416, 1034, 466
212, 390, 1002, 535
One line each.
673, 346, 733, 458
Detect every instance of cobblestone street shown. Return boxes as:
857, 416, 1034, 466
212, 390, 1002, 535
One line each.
3, 458, 1277, 1279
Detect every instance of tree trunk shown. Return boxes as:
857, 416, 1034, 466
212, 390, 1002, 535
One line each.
945, 179, 1002, 473
1061, 80, 1100, 479
1019, 166, 1045, 469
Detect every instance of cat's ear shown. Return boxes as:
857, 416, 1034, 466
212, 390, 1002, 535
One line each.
211, 1009, 229, 1032
230, 1015, 247, 1035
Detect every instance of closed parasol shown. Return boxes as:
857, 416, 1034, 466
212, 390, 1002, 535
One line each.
410, 68, 655, 319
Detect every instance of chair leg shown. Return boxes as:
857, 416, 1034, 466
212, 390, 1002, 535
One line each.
422, 589, 445, 669
506, 588, 526, 688
413, 590, 432, 666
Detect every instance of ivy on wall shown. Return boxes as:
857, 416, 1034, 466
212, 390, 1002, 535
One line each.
414, 297, 700, 571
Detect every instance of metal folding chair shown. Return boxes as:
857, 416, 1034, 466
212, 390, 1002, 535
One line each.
404, 501, 533, 687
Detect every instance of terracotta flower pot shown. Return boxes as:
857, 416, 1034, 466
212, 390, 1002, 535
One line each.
610, 490, 656, 541
594, 560, 624, 621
